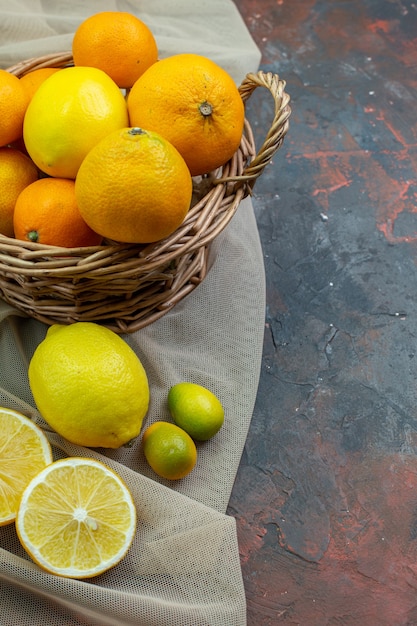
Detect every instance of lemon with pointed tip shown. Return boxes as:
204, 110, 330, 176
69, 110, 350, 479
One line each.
28, 322, 149, 448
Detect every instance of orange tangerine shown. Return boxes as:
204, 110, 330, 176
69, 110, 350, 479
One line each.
13, 178, 103, 247
0, 147, 38, 237
0, 69, 28, 147
20, 67, 61, 101
75, 127, 192, 244
72, 11, 158, 88
127, 53, 245, 176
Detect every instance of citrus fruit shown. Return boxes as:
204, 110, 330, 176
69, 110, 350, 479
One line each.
142, 421, 197, 480
28, 322, 150, 448
0, 147, 38, 237
75, 127, 192, 243
16, 457, 137, 578
23, 66, 129, 179
72, 11, 158, 89
0, 69, 28, 147
0, 407, 52, 526
127, 53, 245, 176
19, 67, 61, 102
13, 177, 103, 247
168, 382, 224, 441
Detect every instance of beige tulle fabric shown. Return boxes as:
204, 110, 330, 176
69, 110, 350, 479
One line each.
0, 2, 264, 624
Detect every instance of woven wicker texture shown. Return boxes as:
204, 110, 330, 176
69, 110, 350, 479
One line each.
0, 54, 290, 333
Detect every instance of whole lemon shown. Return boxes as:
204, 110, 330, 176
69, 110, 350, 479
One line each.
23, 66, 129, 179
167, 382, 224, 441
28, 322, 149, 448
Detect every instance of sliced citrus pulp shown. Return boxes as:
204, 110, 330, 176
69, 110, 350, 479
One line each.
16, 457, 137, 578
0, 407, 52, 526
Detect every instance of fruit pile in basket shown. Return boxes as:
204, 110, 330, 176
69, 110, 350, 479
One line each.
0, 10, 246, 248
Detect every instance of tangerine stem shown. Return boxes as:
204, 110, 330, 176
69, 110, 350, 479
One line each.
27, 231, 39, 242
129, 127, 146, 136
199, 101, 213, 117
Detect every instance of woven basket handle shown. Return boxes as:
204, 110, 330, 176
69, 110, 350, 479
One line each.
214, 70, 291, 192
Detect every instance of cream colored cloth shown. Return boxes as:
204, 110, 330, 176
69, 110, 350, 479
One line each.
0, 2, 264, 624
0, 0, 260, 83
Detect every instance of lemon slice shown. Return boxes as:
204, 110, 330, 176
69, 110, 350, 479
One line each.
16, 457, 137, 579
0, 407, 52, 526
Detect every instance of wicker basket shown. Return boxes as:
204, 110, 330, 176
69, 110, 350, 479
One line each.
1, 52, 291, 333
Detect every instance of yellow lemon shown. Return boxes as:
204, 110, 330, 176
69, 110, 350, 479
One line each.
0, 407, 52, 526
142, 421, 197, 480
168, 382, 224, 441
23, 66, 129, 178
16, 457, 137, 578
28, 322, 149, 448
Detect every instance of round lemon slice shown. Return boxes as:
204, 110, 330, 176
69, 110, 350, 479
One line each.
16, 457, 137, 579
0, 407, 52, 526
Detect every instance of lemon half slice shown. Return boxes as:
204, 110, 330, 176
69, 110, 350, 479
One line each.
0, 407, 52, 526
16, 457, 137, 578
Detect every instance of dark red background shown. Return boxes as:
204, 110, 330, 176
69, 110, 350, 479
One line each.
229, 1, 417, 624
